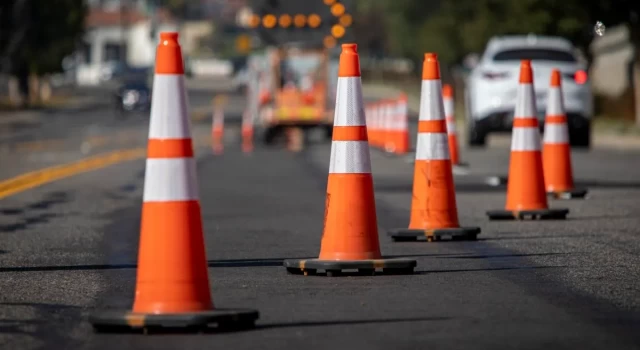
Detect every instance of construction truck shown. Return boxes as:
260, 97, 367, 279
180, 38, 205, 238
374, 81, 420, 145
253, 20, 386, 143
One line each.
256, 42, 338, 145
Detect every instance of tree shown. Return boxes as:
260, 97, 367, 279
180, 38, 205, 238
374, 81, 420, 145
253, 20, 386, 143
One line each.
0, 0, 86, 107
370, 0, 639, 67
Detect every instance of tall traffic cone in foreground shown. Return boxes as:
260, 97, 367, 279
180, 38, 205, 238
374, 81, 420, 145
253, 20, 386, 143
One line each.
486, 60, 569, 220
443, 84, 468, 169
241, 109, 254, 153
211, 102, 224, 155
542, 69, 587, 199
90, 32, 258, 332
388, 53, 480, 242
283, 44, 416, 276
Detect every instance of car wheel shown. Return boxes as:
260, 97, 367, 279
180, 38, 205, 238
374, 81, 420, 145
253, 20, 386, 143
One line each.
468, 122, 487, 147
570, 123, 591, 149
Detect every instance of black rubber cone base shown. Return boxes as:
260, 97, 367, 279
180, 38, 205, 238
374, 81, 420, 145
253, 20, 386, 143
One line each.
388, 226, 480, 242
283, 257, 416, 277
486, 208, 569, 221
90, 308, 259, 334
548, 188, 588, 200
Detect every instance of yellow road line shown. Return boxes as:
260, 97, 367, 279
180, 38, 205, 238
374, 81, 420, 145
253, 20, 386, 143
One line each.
0, 148, 146, 200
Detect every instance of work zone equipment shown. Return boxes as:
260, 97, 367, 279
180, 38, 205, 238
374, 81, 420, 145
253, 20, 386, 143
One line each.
283, 44, 417, 277
486, 60, 569, 221
442, 84, 468, 169
365, 95, 410, 155
89, 32, 259, 333
543, 69, 588, 199
387, 53, 481, 243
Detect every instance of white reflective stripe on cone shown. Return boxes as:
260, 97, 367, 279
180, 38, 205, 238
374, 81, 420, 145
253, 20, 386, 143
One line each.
143, 158, 199, 202
546, 87, 565, 116
398, 113, 408, 130
371, 106, 377, 130
333, 77, 365, 126
514, 83, 537, 118
447, 119, 457, 133
443, 98, 454, 119
148, 75, 192, 139
365, 107, 371, 125
329, 141, 372, 174
213, 110, 224, 127
543, 124, 569, 144
511, 127, 542, 151
419, 80, 445, 121
391, 105, 398, 129
416, 133, 450, 160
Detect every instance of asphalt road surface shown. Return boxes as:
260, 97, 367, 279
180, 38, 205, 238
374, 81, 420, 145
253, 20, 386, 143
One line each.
0, 83, 639, 350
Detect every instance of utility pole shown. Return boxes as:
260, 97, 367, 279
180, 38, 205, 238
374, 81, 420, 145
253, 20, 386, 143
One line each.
120, 0, 128, 66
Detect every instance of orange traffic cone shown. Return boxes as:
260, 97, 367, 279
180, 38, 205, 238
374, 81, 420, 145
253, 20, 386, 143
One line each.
391, 93, 410, 155
372, 101, 382, 148
365, 103, 373, 143
90, 32, 258, 332
283, 44, 416, 276
212, 103, 224, 155
383, 99, 395, 153
443, 84, 468, 168
388, 53, 480, 242
241, 109, 254, 153
542, 69, 587, 199
487, 60, 569, 220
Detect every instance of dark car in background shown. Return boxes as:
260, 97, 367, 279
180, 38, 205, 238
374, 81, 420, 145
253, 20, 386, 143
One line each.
113, 67, 152, 118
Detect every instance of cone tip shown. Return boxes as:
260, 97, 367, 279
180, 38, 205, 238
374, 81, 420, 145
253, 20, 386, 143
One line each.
442, 84, 453, 97
338, 43, 360, 77
155, 32, 184, 74
342, 43, 358, 54
160, 32, 179, 43
550, 69, 561, 87
519, 59, 533, 83
422, 52, 440, 80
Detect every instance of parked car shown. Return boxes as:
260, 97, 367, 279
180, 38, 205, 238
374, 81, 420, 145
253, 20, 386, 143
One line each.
465, 35, 593, 148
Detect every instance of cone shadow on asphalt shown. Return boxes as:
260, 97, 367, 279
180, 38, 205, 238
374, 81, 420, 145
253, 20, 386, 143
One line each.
0, 258, 311, 273
252, 316, 451, 331
0, 254, 572, 273
485, 176, 640, 189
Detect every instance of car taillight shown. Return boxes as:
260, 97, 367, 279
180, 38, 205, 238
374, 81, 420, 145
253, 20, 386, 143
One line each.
575, 70, 588, 84
482, 71, 510, 80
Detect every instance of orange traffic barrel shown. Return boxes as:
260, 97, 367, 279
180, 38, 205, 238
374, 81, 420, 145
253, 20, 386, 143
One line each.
388, 53, 480, 242
283, 44, 416, 276
89, 32, 259, 333
486, 60, 569, 220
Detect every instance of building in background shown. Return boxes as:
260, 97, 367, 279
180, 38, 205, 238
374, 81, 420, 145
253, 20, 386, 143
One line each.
74, 0, 237, 86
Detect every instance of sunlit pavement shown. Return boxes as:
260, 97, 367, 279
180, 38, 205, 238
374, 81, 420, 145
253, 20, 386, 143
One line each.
0, 83, 639, 349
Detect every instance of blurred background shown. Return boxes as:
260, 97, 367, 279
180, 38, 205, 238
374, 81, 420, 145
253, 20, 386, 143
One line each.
1, 0, 639, 129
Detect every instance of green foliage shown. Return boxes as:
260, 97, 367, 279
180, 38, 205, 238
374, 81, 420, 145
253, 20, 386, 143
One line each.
354, 0, 639, 67
0, 0, 87, 75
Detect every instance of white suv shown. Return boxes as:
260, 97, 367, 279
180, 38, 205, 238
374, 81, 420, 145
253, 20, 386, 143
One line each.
465, 35, 593, 148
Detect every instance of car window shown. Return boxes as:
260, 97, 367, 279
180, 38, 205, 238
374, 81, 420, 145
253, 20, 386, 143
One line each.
493, 48, 576, 62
